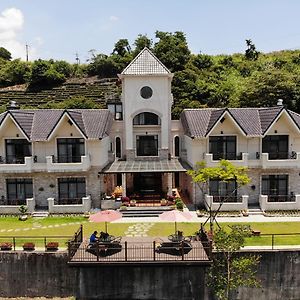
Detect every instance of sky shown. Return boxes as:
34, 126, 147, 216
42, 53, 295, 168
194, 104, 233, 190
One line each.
0, 0, 299, 63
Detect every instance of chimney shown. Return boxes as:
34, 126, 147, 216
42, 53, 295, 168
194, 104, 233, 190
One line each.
277, 99, 283, 106
7, 101, 20, 110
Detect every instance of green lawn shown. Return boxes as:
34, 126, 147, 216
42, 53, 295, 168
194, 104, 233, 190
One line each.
0, 217, 300, 248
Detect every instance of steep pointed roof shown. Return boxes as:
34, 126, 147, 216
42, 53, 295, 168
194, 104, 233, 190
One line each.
121, 47, 170, 75
181, 107, 300, 138
0, 109, 113, 141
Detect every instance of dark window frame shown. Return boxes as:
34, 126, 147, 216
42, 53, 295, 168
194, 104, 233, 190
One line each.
6, 178, 33, 201
209, 179, 238, 202
262, 135, 289, 159
262, 174, 288, 201
107, 103, 123, 120
136, 135, 158, 156
133, 112, 160, 125
57, 138, 85, 163
58, 177, 86, 202
5, 139, 32, 163
209, 136, 237, 160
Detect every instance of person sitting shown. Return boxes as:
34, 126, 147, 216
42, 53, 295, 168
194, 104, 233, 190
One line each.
99, 231, 110, 241
89, 231, 98, 244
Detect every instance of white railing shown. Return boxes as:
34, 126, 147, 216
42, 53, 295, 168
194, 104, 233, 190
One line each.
203, 153, 248, 167
260, 152, 300, 169
204, 194, 248, 211
0, 197, 35, 214
46, 155, 91, 172
47, 195, 91, 214
259, 194, 300, 211
0, 156, 34, 173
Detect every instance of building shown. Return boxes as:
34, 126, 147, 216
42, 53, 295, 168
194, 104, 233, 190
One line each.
0, 48, 300, 214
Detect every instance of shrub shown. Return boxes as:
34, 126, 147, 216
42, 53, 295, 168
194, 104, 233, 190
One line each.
0, 242, 12, 250
46, 242, 59, 250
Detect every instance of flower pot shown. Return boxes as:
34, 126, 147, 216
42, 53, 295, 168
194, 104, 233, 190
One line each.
46, 242, 59, 251
0, 243, 12, 251
23, 242, 35, 251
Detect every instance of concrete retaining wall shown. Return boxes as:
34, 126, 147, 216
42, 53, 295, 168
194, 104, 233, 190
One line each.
0, 250, 299, 299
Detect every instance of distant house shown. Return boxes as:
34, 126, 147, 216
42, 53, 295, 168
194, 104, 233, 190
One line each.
0, 48, 299, 214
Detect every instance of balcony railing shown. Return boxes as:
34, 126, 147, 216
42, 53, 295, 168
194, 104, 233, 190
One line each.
0, 198, 26, 205
52, 155, 83, 163
54, 198, 83, 205
266, 195, 295, 202
0, 156, 28, 164
212, 195, 242, 203
256, 151, 295, 160
210, 152, 242, 160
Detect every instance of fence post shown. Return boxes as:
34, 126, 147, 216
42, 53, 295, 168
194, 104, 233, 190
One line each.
80, 224, 83, 242
271, 234, 274, 250
68, 241, 71, 260
96, 241, 99, 262
181, 241, 184, 261
153, 241, 156, 261
125, 241, 128, 262
44, 237, 47, 250
13, 237, 16, 251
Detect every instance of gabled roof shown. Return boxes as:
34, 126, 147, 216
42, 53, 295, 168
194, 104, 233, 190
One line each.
0, 109, 113, 141
181, 107, 300, 138
121, 47, 170, 75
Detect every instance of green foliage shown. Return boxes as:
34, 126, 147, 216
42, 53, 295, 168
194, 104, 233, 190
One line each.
245, 39, 259, 61
19, 205, 28, 215
43, 96, 103, 109
112, 39, 131, 56
133, 34, 152, 55
0, 47, 12, 60
208, 225, 260, 300
187, 160, 250, 193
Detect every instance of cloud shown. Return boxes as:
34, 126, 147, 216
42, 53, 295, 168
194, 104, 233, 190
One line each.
109, 15, 119, 22
0, 7, 36, 60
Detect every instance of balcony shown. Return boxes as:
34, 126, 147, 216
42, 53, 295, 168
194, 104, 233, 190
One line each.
204, 194, 248, 211
253, 152, 300, 169
46, 155, 91, 172
48, 195, 91, 214
203, 152, 248, 167
0, 197, 35, 214
259, 194, 300, 211
0, 156, 34, 173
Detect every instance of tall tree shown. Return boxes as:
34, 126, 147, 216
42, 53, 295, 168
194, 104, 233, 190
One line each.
245, 39, 259, 61
112, 39, 131, 56
153, 31, 190, 72
0, 47, 12, 60
208, 225, 260, 300
133, 34, 152, 55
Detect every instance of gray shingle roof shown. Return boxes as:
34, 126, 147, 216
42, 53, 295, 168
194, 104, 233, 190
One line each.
121, 47, 170, 75
181, 107, 299, 138
0, 109, 112, 141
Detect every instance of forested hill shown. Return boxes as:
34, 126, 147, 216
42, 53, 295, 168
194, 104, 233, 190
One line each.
0, 31, 299, 117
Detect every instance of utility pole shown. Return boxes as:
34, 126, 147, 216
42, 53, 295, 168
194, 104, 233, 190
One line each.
25, 44, 29, 62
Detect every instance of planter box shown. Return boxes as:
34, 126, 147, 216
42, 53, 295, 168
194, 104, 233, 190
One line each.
0, 243, 12, 251
46, 242, 59, 251
23, 243, 35, 251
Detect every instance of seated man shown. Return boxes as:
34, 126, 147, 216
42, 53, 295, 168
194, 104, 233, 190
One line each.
99, 231, 110, 241
89, 231, 98, 244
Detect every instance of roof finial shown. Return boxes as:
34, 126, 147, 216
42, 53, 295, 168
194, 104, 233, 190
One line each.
7, 100, 19, 110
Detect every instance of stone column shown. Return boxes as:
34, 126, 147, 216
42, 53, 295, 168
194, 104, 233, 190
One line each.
167, 173, 173, 196
122, 173, 127, 197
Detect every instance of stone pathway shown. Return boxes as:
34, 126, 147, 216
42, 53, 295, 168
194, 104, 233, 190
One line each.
124, 223, 154, 237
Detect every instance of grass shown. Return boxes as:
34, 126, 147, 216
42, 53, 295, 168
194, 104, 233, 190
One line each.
0, 217, 300, 248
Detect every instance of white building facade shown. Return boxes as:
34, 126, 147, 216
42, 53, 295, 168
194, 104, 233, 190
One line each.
0, 48, 300, 213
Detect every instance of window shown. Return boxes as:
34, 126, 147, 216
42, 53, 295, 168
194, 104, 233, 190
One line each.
209, 180, 238, 202
133, 112, 160, 125
108, 103, 123, 120
57, 138, 85, 163
116, 137, 121, 158
140, 86, 153, 99
6, 178, 33, 204
262, 135, 288, 159
5, 139, 31, 163
58, 178, 86, 204
209, 136, 237, 160
262, 175, 288, 202
136, 135, 158, 156
174, 136, 180, 157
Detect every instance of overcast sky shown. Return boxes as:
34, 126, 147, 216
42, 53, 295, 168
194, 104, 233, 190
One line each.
0, 0, 299, 63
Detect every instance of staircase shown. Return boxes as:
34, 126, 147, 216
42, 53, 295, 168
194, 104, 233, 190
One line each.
31, 210, 49, 218
247, 207, 263, 216
120, 206, 173, 217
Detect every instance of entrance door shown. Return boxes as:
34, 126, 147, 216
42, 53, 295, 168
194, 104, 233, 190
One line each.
133, 173, 162, 194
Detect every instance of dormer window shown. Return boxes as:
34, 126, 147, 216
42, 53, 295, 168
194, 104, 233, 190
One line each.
133, 112, 160, 125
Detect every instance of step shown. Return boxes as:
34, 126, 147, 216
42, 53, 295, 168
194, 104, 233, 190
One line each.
32, 211, 49, 218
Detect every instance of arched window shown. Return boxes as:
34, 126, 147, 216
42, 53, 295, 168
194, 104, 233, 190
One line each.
116, 137, 121, 158
174, 136, 180, 157
133, 112, 160, 125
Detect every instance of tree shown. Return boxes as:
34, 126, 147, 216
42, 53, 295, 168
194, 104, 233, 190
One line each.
0, 47, 12, 60
43, 96, 102, 109
208, 225, 260, 300
187, 160, 250, 233
133, 34, 152, 55
112, 39, 131, 56
153, 31, 191, 72
245, 39, 259, 61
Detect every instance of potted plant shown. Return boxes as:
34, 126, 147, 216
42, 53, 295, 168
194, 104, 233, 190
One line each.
19, 205, 28, 221
46, 242, 59, 251
0, 242, 12, 250
130, 199, 136, 207
23, 242, 35, 251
